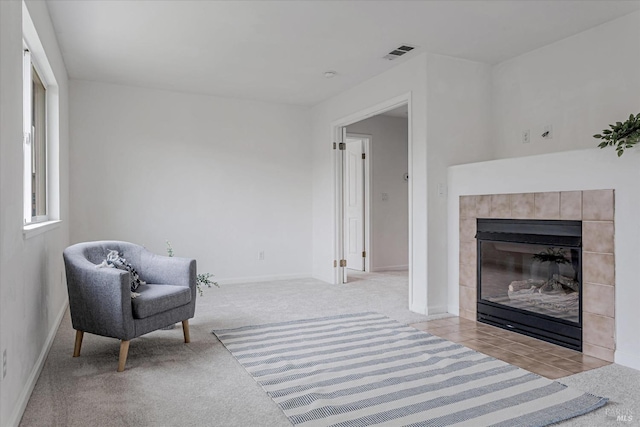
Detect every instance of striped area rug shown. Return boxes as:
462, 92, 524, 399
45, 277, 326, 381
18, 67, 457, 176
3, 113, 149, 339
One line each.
212, 312, 606, 427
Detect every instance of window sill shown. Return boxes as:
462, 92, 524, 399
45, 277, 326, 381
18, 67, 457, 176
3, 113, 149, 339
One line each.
23, 220, 61, 239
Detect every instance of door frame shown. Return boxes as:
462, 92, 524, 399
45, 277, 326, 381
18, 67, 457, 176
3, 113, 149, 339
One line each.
344, 133, 371, 274
332, 92, 412, 295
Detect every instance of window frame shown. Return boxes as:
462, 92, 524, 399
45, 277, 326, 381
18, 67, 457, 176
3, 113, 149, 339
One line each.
23, 47, 49, 225
22, 1, 61, 237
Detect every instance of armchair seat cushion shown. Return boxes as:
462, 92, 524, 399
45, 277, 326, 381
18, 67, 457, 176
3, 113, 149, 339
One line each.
131, 284, 192, 319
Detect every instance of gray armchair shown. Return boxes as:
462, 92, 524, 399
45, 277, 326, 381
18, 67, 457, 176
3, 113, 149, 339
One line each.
63, 241, 197, 372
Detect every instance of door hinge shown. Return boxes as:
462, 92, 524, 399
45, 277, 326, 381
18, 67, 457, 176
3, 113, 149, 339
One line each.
339, 259, 347, 267
333, 260, 337, 268
362, 153, 366, 160
333, 142, 337, 150
362, 251, 366, 258
339, 142, 346, 150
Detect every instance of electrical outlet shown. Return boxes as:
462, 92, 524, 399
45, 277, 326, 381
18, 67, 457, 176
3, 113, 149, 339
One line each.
522, 129, 530, 144
542, 125, 553, 140
3, 349, 7, 379
437, 183, 447, 197
259, 251, 265, 261
381, 193, 389, 201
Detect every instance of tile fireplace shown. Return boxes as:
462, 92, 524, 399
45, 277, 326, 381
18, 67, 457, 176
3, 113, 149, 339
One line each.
459, 190, 615, 361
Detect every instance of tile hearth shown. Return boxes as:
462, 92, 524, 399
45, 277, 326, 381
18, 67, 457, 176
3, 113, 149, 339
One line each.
411, 316, 611, 380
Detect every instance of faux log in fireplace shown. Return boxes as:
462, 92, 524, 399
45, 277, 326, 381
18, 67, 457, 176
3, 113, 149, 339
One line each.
476, 219, 582, 351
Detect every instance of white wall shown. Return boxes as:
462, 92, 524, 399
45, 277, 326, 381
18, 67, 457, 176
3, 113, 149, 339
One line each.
445, 11, 640, 369
314, 10, 638, 316
311, 53, 492, 315
425, 53, 493, 313
69, 80, 312, 283
311, 54, 429, 314
347, 115, 409, 271
492, 11, 640, 159
0, 1, 70, 426
447, 148, 640, 370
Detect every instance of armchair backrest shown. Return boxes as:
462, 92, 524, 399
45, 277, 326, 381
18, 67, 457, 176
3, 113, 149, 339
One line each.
71, 240, 144, 266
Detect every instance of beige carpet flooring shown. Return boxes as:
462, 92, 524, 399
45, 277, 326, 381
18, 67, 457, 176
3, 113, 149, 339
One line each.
18, 271, 640, 426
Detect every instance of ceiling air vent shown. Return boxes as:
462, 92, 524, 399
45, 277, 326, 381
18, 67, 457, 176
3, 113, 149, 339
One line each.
383, 44, 417, 61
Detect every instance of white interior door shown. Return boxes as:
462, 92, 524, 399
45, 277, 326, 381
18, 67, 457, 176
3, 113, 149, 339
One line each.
344, 138, 364, 272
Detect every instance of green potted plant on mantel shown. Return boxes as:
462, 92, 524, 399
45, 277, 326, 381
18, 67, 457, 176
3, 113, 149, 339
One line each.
593, 113, 640, 157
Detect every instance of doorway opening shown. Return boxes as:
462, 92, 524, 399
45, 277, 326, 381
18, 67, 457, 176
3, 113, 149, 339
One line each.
335, 99, 410, 285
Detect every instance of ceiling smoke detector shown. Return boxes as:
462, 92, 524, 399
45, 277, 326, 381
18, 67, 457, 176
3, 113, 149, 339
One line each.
323, 71, 337, 78
383, 44, 417, 61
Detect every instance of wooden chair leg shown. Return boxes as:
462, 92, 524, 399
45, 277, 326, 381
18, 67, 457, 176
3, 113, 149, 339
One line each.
182, 320, 191, 343
73, 330, 84, 357
117, 340, 130, 372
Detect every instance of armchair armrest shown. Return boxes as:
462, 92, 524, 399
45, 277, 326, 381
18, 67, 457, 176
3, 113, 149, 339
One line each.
139, 250, 196, 290
63, 254, 135, 340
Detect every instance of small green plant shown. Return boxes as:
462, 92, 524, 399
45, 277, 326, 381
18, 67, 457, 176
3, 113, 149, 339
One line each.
593, 113, 640, 157
166, 240, 219, 296
197, 273, 218, 292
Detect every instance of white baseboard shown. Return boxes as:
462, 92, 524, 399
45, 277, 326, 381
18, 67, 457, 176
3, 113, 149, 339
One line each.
615, 349, 640, 371
372, 265, 409, 272
8, 300, 68, 427
410, 302, 427, 315
216, 273, 311, 285
427, 305, 449, 315
448, 305, 460, 316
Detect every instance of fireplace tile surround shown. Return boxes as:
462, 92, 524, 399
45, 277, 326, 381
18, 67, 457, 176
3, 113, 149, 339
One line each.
459, 190, 615, 362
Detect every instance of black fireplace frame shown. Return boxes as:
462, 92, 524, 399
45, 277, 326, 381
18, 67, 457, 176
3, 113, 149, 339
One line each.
476, 218, 583, 351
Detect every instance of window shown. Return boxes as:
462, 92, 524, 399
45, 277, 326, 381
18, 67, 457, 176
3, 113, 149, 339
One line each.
23, 48, 48, 223
22, 2, 60, 236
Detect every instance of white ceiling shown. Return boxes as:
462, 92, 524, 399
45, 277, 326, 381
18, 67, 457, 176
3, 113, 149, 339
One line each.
46, 0, 640, 106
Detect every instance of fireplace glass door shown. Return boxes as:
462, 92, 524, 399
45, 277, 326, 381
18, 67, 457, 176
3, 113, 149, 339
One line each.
476, 219, 582, 350
479, 241, 580, 324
